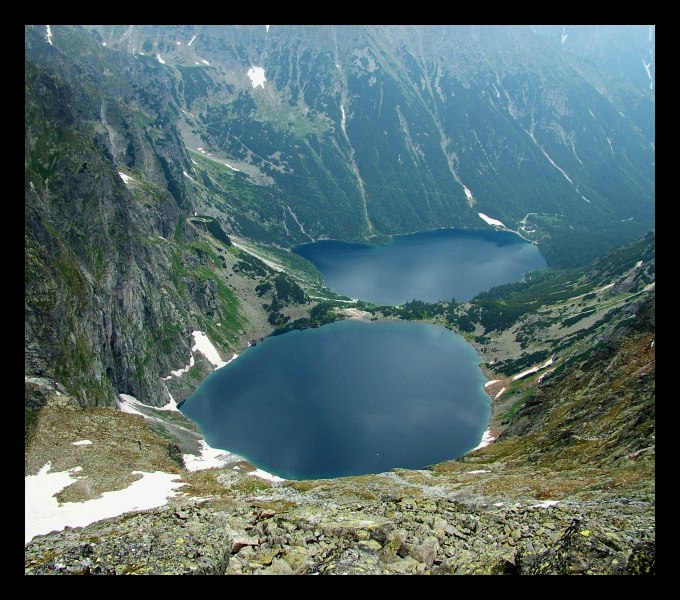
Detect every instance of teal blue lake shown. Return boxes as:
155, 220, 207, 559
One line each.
180, 320, 491, 480
294, 228, 547, 304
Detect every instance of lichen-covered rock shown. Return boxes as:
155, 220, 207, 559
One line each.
25, 502, 232, 575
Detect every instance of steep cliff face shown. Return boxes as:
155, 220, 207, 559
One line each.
25, 26, 303, 410
26, 55, 189, 408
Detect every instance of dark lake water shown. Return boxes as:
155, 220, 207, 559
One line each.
294, 228, 547, 305
180, 320, 491, 480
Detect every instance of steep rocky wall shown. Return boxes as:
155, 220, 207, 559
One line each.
25, 60, 192, 407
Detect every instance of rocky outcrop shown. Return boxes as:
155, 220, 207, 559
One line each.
25, 500, 232, 575
25, 27, 243, 409
26, 55, 188, 407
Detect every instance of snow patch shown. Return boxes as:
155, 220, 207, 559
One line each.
463, 185, 475, 204
182, 170, 195, 182
176, 41, 182, 45
224, 163, 241, 172
191, 331, 235, 370
588, 109, 596, 120
188, 35, 196, 46
45, 25, 53, 46
581, 195, 591, 203
265, 25, 270, 33
201, 59, 209, 65
540, 146, 573, 183
512, 357, 554, 381
247, 66, 266, 88
102, 42, 106, 47
468, 469, 490, 475
117, 394, 145, 416
170, 353, 195, 378
183, 440, 238, 472
247, 468, 285, 483
538, 368, 556, 383
642, 59, 653, 90
478, 212, 506, 228
156, 54, 166, 65
231, 241, 285, 272
494, 387, 506, 400
484, 379, 500, 388
157, 392, 179, 412
25, 462, 185, 544
71, 440, 92, 446
340, 104, 347, 135
118, 172, 134, 185
470, 429, 496, 451
635, 260, 643, 269
532, 500, 560, 508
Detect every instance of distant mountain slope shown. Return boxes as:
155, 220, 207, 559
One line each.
532, 25, 655, 92
88, 24, 654, 267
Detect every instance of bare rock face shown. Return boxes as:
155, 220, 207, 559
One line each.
26, 31, 195, 408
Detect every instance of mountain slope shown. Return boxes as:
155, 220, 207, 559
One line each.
24, 24, 655, 416
532, 25, 655, 92
25, 25, 319, 414
87, 24, 654, 267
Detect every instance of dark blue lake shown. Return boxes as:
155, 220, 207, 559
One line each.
294, 228, 547, 304
180, 320, 491, 480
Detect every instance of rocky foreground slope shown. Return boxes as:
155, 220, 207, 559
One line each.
25, 297, 654, 575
